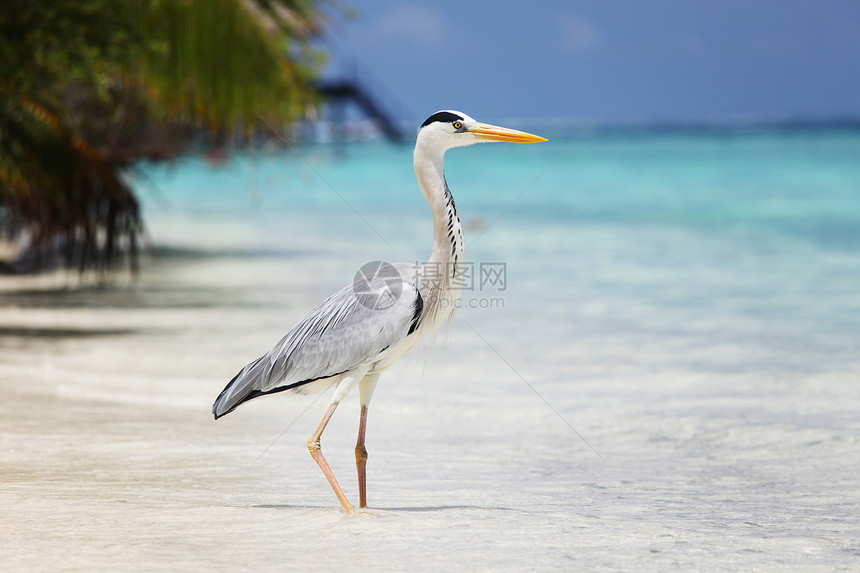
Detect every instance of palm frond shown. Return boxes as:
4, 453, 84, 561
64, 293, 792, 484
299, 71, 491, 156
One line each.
0, 0, 328, 274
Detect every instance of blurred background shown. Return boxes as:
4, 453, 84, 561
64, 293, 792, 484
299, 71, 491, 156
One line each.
321, 0, 860, 123
1, 2, 859, 571
2, 0, 859, 271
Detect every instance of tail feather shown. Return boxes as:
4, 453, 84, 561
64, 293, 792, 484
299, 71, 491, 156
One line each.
212, 356, 346, 419
212, 357, 265, 419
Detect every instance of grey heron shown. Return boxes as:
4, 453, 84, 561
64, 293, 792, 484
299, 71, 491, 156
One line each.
212, 110, 546, 514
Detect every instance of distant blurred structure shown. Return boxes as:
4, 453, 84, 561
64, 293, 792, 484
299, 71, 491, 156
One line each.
312, 62, 409, 142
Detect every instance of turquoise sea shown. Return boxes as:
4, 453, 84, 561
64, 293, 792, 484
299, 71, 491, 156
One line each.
140, 127, 860, 373
129, 128, 860, 568
4, 127, 857, 570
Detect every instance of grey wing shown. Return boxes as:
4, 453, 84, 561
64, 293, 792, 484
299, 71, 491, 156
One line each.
212, 274, 422, 418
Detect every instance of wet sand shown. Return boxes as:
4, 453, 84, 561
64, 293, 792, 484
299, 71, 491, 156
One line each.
2, 236, 860, 571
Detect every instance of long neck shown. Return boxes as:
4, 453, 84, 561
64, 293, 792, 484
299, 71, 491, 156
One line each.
413, 146, 465, 272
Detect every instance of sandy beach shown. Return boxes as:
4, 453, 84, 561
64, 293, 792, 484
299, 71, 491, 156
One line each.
2, 239, 859, 571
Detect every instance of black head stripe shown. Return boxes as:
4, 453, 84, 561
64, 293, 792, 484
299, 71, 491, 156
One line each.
421, 111, 464, 128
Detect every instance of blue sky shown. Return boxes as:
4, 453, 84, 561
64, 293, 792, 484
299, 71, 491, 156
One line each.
321, 0, 860, 123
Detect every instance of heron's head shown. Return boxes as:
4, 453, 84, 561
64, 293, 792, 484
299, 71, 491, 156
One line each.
416, 110, 546, 153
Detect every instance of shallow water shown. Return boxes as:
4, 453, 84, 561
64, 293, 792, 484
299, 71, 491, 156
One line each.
2, 130, 860, 571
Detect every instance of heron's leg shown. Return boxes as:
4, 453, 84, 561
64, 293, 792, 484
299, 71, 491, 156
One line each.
355, 404, 369, 508
355, 373, 379, 509
307, 372, 365, 515
307, 402, 353, 514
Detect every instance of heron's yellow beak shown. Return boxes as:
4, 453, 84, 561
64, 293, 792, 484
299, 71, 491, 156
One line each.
469, 123, 547, 143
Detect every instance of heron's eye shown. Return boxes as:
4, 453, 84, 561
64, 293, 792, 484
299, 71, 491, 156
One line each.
453, 121, 462, 130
